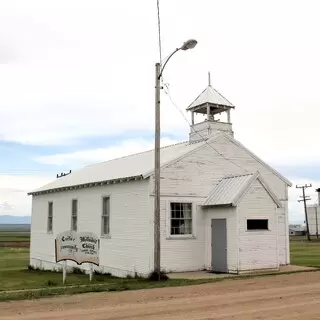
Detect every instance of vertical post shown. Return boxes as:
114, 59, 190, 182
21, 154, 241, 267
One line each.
89, 263, 93, 282
191, 112, 194, 125
316, 188, 320, 239
227, 109, 231, 123
315, 206, 319, 239
154, 63, 161, 280
297, 184, 312, 241
207, 103, 210, 120
302, 187, 311, 241
63, 261, 67, 284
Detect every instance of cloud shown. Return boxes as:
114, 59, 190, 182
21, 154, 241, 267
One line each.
1, 0, 320, 219
0, 0, 319, 169
0, 175, 52, 216
34, 137, 179, 167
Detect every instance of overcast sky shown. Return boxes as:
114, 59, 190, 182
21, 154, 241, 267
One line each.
1, 0, 319, 223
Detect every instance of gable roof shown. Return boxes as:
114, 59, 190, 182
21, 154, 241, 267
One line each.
28, 138, 209, 195
28, 131, 292, 196
186, 85, 234, 111
202, 172, 282, 208
222, 134, 292, 187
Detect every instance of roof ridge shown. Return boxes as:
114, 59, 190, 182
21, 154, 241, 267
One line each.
186, 86, 208, 109
209, 86, 234, 107
84, 139, 190, 168
223, 172, 255, 179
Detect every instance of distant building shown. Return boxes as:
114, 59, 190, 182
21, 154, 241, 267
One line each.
28, 79, 292, 277
306, 205, 320, 236
289, 224, 306, 236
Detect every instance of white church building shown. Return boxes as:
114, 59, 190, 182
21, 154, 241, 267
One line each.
28, 82, 292, 277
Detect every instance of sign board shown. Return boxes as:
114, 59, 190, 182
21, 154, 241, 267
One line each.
55, 231, 100, 266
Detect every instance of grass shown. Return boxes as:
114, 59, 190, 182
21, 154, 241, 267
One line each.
0, 232, 30, 242
0, 247, 122, 291
290, 238, 320, 268
1, 239, 320, 302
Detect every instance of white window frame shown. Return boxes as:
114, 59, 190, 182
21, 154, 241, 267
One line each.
167, 201, 195, 239
47, 201, 53, 233
71, 199, 78, 231
101, 196, 110, 237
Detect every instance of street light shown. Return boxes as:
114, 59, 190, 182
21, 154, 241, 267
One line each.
154, 39, 197, 280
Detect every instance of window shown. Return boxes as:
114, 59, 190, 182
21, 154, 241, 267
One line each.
247, 219, 268, 230
170, 202, 192, 235
47, 202, 53, 233
71, 199, 78, 231
102, 197, 110, 236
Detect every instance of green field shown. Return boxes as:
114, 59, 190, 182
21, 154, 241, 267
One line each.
0, 247, 214, 301
290, 238, 320, 268
0, 247, 127, 291
0, 232, 30, 242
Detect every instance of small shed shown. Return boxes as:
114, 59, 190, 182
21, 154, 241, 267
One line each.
289, 225, 306, 236
202, 172, 282, 273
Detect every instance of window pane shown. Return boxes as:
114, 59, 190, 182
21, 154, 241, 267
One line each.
102, 197, 110, 235
48, 202, 53, 217
72, 200, 77, 215
170, 202, 192, 235
247, 219, 268, 230
103, 197, 109, 216
72, 217, 77, 231
102, 216, 109, 235
48, 202, 53, 232
48, 217, 52, 232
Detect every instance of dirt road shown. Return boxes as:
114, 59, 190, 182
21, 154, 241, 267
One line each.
1, 272, 320, 319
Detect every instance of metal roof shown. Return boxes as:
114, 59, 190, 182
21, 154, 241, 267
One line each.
29, 139, 208, 195
203, 173, 256, 207
202, 172, 282, 207
187, 85, 234, 111
28, 131, 292, 196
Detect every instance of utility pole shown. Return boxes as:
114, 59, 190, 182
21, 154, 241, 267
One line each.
152, 40, 197, 281
154, 62, 161, 280
297, 184, 312, 241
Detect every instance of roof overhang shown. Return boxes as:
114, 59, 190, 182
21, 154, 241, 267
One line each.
187, 103, 234, 115
202, 171, 283, 208
28, 175, 144, 196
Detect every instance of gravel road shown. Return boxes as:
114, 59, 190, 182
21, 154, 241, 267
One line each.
1, 271, 320, 319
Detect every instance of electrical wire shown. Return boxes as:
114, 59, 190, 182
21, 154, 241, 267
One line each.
163, 84, 248, 173
156, 0, 162, 64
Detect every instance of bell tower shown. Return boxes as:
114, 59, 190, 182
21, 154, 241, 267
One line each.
187, 73, 235, 142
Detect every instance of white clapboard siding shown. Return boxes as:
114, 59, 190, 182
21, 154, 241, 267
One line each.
214, 136, 288, 199
237, 180, 279, 271
30, 179, 152, 277
307, 206, 320, 236
158, 198, 206, 272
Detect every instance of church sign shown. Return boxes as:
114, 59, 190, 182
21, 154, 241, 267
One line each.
55, 231, 100, 265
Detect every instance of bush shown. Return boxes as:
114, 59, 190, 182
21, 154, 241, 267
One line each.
72, 267, 86, 274
47, 280, 58, 286
93, 270, 111, 276
147, 270, 168, 281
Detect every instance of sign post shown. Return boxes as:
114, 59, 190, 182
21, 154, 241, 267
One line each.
62, 261, 67, 284
89, 263, 93, 282
55, 231, 100, 284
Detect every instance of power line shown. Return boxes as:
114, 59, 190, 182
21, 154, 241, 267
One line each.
162, 84, 248, 173
156, 0, 162, 64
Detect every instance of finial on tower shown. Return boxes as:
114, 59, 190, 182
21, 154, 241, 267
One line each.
208, 71, 211, 86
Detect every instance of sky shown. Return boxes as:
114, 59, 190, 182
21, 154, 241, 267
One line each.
0, 0, 319, 223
